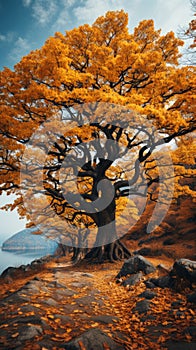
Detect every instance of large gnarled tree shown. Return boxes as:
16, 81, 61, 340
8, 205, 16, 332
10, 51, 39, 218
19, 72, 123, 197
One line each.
0, 11, 195, 262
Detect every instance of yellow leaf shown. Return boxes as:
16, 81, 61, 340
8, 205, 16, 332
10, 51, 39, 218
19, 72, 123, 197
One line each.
48, 314, 54, 319
91, 322, 99, 327
11, 333, 19, 338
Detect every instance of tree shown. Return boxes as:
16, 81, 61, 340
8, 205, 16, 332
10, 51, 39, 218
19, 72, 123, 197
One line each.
0, 10, 195, 262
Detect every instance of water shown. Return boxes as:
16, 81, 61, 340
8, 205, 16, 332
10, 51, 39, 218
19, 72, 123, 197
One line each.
0, 248, 54, 275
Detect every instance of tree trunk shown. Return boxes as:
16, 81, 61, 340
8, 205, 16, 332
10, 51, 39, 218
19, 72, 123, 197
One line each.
71, 194, 132, 263
71, 239, 131, 263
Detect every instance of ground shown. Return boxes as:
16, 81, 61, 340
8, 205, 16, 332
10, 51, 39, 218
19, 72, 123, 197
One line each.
0, 254, 195, 350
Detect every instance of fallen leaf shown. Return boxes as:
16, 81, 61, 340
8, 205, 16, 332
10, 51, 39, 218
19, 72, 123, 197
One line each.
11, 333, 19, 338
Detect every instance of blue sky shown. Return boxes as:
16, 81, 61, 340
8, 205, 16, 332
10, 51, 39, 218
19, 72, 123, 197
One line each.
0, 0, 193, 239
0, 0, 193, 70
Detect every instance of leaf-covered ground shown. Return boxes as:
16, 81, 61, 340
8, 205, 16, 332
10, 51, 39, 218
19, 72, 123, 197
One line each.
0, 256, 195, 350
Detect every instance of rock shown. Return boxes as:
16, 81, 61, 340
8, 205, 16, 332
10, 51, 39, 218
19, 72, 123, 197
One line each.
170, 259, 196, 284
165, 342, 196, 350
43, 298, 59, 307
185, 326, 196, 338
90, 315, 119, 324
133, 247, 153, 256
139, 290, 156, 300
81, 273, 94, 278
163, 238, 175, 245
187, 292, 196, 304
63, 328, 125, 350
133, 300, 150, 314
18, 324, 43, 341
157, 264, 170, 273
171, 300, 183, 307
144, 280, 156, 289
116, 255, 156, 278
122, 272, 143, 287
1, 266, 17, 278
149, 275, 173, 288
71, 281, 91, 288
54, 314, 73, 323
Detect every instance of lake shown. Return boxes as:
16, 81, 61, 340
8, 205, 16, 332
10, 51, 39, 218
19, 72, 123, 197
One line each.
0, 248, 54, 275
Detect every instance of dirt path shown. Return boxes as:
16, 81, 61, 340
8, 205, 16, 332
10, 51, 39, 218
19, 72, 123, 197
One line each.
0, 258, 195, 349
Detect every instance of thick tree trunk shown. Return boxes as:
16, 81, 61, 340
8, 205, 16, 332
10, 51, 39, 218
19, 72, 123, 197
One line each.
72, 239, 131, 263
71, 194, 132, 263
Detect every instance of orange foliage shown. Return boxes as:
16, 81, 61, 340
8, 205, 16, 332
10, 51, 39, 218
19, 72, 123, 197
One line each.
0, 10, 195, 251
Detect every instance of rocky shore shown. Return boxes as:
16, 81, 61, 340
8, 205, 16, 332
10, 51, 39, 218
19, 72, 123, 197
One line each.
0, 255, 195, 350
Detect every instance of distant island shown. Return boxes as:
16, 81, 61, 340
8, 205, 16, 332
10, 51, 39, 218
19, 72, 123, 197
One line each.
1, 227, 58, 253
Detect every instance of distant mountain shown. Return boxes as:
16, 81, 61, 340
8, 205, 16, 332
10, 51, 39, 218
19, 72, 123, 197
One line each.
2, 227, 58, 253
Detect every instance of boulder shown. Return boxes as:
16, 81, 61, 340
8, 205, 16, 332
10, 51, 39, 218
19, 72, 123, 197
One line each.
63, 328, 125, 350
187, 292, 196, 304
170, 259, 196, 284
139, 290, 156, 300
122, 272, 143, 287
148, 275, 173, 288
133, 300, 150, 314
116, 255, 156, 278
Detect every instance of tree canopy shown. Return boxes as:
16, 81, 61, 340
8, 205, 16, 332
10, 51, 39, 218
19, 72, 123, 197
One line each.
0, 10, 195, 262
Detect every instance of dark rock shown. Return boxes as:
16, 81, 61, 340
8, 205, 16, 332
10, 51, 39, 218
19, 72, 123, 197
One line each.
63, 328, 125, 350
116, 255, 156, 278
138, 237, 155, 246
163, 238, 175, 245
187, 292, 196, 304
1, 266, 17, 278
90, 315, 119, 324
185, 326, 196, 338
170, 259, 196, 284
133, 248, 153, 256
18, 324, 43, 341
122, 272, 143, 287
171, 300, 183, 307
149, 275, 173, 288
144, 280, 156, 289
133, 300, 150, 314
139, 290, 156, 300
165, 342, 196, 350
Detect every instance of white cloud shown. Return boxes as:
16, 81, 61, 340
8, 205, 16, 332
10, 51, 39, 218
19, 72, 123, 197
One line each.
0, 34, 6, 41
22, 0, 32, 7
73, 0, 125, 24
0, 31, 15, 43
9, 37, 31, 63
153, 0, 192, 34
32, 0, 58, 25
61, 0, 192, 35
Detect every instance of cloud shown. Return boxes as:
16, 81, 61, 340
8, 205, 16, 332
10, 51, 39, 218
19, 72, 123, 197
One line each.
153, 0, 192, 34
32, 0, 58, 26
22, 0, 32, 7
9, 37, 31, 63
0, 31, 15, 43
56, 0, 192, 35
0, 34, 6, 41
73, 0, 125, 24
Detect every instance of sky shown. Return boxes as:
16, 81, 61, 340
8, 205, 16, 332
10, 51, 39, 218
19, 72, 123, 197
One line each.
0, 0, 193, 70
0, 0, 193, 240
